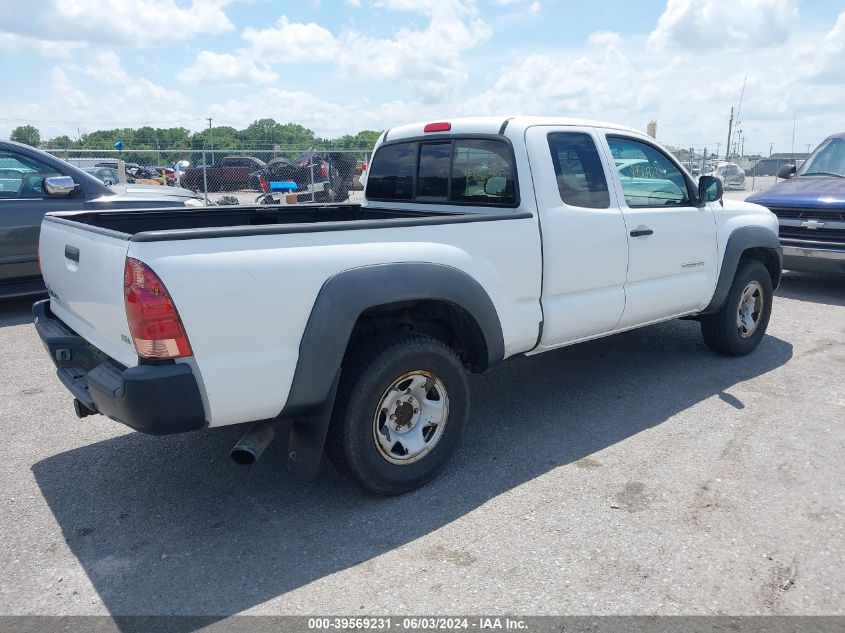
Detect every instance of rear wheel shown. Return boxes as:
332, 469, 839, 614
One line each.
701, 259, 773, 356
326, 333, 469, 495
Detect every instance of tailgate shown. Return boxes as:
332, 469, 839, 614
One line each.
39, 218, 137, 368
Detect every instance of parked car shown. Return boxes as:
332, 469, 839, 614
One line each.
94, 161, 156, 180
747, 158, 795, 177
0, 139, 205, 298
33, 116, 781, 494
707, 162, 746, 190
747, 132, 845, 274
84, 166, 133, 185
85, 166, 196, 199
109, 181, 205, 202
181, 156, 267, 192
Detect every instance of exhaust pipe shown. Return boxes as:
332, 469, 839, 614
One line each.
231, 420, 277, 465
73, 398, 96, 419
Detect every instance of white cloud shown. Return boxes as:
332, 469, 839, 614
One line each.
80, 50, 129, 85
178, 51, 279, 85
1, 52, 196, 140
588, 31, 622, 46
648, 0, 799, 51
240, 3, 490, 102
243, 16, 339, 63
75, 51, 191, 108
0, 33, 85, 57
205, 88, 427, 138
3, 0, 844, 155
458, 35, 654, 118
0, 0, 234, 48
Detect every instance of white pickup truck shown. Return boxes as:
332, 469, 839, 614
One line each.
34, 116, 782, 494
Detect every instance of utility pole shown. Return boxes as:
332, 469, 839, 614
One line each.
790, 115, 796, 159
207, 117, 214, 164
725, 106, 734, 161
716, 142, 720, 159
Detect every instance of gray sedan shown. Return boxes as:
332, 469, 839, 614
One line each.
0, 140, 206, 299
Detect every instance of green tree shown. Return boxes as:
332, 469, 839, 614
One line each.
10, 125, 41, 146
46, 134, 75, 149
237, 119, 315, 150
328, 130, 382, 150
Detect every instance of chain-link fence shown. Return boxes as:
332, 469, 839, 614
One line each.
44, 140, 790, 205
44, 144, 374, 206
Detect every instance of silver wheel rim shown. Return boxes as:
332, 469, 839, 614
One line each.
736, 280, 764, 338
372, 370, 449, 465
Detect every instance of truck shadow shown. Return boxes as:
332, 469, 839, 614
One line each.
32, 320, 792, 627
776, 271, 845, 307
0, 295, 40, 328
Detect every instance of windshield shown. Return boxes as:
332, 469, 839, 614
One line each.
799, 137, 845, 177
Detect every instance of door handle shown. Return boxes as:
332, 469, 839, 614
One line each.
630, 228, 654, 237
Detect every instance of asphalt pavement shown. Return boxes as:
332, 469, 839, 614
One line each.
0, 271, 842, 620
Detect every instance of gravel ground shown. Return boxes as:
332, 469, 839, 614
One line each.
0, 271, 842, 618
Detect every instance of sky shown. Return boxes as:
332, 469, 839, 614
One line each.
0, 0, 843, 154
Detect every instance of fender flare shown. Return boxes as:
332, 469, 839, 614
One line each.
281, 262, 505, 418
702, 226, 783, 314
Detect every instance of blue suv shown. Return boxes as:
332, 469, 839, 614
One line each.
747, 133, 845, 274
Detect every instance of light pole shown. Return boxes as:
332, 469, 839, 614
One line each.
207, 117, 214, 164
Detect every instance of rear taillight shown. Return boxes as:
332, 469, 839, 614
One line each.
258, 175, 269, 192
320, 164, 328, 178
124, 258, 192, 359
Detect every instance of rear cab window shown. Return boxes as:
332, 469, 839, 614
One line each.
366, 136, 518, 207
547, 132, 609, 209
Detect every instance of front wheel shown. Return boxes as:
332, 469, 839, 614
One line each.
700, 259, 773, 356
326, 333, 469, 495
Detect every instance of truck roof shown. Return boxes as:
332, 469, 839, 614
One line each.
384, 116, 642, 141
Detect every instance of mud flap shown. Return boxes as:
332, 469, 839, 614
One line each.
285, 370, 340, 481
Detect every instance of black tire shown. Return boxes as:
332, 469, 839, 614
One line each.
326, 333, 469, 495
701, 259, 773, 356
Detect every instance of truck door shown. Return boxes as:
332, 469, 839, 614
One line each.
525, 126, 629, 348
599, 132, 717, 328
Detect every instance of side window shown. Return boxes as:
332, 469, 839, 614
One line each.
366, 142, 417, 200
0, 151, 62, 199
547, 132, 609, 208
607, 136, 690, 207
451, 139, 516, 205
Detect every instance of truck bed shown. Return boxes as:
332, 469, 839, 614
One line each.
46, 204, 467, 238
45, 203, 528, 243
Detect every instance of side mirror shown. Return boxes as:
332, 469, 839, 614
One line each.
776, 164, 796, 179
698, 175, 723, 203
44, 176, 78, 197
484, 176, 506, 196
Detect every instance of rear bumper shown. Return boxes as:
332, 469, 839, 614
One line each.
33, 299, 206, 435
782, 244, 845, 274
